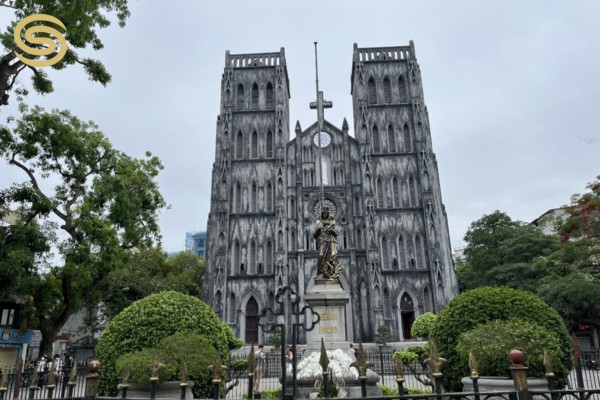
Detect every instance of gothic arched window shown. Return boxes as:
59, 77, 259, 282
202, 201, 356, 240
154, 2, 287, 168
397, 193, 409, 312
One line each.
423, 286, 433, 313
382, 236, 389, 269
368, 77, 377, 105
266, 82, 274, 109
372, 125, 381, 153
250, 240, 256, 274
266, 130, 274, 158
234, 183, 241, 213
398, 75, 408, 103
398, 235, 406, 268
251, 130, 258, 159
233, 241, 240, 274
388, 124, 396, 153
228, 292, 236, 323
236, 83, 245, 110
409, 176, 416, 206
383, 76, 392, 103
251, 183, 257, 212
392, 177, 400, 207
415, 235, 425, 269
235, 131, 243, 159
266, 181, 273, 211
265, 241, 273, 273
376, 177, 384, 208
251, 83, 259, 110
403, 124, 412, 152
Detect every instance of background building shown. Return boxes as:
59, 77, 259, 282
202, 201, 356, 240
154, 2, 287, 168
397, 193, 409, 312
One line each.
186, 231, 207, 258
202, 43, 458, 344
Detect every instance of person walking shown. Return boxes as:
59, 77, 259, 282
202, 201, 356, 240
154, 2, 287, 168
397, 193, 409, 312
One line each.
253, 345, 267, 393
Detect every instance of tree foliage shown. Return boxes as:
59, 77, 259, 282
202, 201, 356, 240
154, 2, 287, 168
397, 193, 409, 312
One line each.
0, 104, 165, 353
410, 312, 437, 339
96, 291, 243, 396
430, 287, 571, 391
0, 0, 132, 106
101, 249, 204, 319
457, 211, 559, 291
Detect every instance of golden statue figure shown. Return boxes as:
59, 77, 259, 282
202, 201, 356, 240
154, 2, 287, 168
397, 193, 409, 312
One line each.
314, 207, 342, 280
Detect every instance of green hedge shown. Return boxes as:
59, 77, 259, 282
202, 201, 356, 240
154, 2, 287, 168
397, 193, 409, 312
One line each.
456, 318, 564, 379
96, 291, 242, 396
430, 287, 572, 391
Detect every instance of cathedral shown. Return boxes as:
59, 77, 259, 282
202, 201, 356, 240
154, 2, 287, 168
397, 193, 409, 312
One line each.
201, 42, 458, 344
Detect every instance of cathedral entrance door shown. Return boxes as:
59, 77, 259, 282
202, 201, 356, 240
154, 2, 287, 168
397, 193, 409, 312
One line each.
400, 293, 415, 340
245, 297, 259, 344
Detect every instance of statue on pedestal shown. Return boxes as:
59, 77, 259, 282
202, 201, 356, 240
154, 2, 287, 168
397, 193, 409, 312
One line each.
314, 207, 342, 281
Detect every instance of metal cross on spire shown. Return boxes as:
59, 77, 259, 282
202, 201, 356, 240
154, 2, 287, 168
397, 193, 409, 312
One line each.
309, 42, 333, 210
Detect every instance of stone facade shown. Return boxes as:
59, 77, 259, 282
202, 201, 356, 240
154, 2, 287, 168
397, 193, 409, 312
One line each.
202, 43, 458, 344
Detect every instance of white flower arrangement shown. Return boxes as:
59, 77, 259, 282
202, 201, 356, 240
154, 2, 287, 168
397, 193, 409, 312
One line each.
296, 349, 359, 381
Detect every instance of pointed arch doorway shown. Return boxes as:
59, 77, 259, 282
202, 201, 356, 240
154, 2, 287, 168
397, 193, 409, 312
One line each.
245, 297, 259, 344
400, 293, 415, 340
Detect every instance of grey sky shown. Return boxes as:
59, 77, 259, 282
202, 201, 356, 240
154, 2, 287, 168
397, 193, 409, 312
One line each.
2, 1, 599, 253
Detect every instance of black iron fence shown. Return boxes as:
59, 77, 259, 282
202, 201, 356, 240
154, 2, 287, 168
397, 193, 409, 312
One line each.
0, 348, 598, 400
0, 362, 88, 400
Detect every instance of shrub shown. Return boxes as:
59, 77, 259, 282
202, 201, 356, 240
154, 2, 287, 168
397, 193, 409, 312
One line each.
411, 312, 437, 339
430, 287, 571, 391
116, 348, 178, 384
96, 291, 242, 396
456, 318, 564, 379
393, 345, 433, 388
375, 325, 395, 345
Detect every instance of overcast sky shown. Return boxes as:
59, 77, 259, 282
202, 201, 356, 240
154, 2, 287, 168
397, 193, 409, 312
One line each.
1, 1, 599, 253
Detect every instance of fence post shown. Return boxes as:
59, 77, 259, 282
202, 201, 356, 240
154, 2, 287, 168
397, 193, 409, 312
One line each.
28, 369, 39, 400
208, 354, 225, 400
394, 358, 405, 399
179, 362, 189, 400
67, 363, 78, 399
46, 362, 56, 400
468, 353, 480, 400
0, 369, 8, 400
350, 343, 373, 399
247, 345, 255, 400
425, 341, 446, 400
509, 349, 530, 400
84, 360, 101, 400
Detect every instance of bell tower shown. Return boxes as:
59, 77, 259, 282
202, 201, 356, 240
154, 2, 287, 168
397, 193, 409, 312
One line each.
203, 49, 291, 342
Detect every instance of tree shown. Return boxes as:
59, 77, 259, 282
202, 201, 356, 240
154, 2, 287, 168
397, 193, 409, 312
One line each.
560, 176, 600, 242
538, 273, 600, 329
375, 325, 394, 346
0, 104, 166, 355
457, 211, 559, 291
101, 249, 205, 319
0, 0, 132, 107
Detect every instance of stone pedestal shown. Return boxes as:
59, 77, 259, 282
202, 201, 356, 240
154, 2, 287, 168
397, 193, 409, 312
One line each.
294, 280, 381, 398
304, 280, 350, 346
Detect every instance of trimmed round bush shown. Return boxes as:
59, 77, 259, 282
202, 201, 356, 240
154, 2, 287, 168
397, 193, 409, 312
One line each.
411, 312, 437, 339
430, 287, 572, 391
456, 318, 564, 379
96, 291, 242, 396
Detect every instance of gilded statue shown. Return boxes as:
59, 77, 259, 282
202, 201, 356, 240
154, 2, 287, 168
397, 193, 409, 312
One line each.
313, 206, 342, 280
